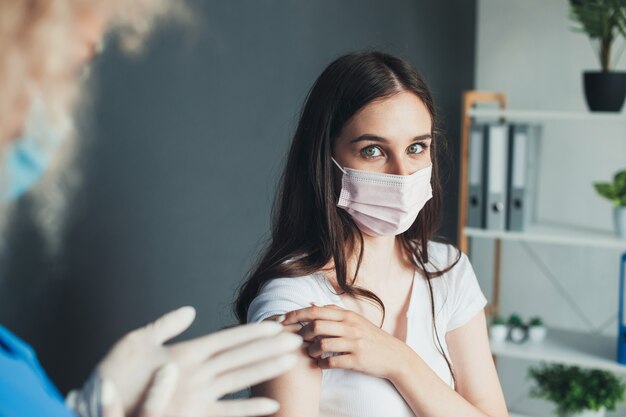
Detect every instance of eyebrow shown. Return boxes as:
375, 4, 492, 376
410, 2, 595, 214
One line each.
349, 133, 432, 144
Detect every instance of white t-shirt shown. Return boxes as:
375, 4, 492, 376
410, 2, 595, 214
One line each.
247, 241, 487, 417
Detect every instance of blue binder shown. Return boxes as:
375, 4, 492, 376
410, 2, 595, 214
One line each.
618, 252, 626, 364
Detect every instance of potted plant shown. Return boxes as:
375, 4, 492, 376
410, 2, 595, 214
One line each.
508, 313, 528, 344
528, 316, 548, 343
569, 0, 626, 111
489, 315, 508, 343
528, 364, 626, 417
594, 169, 626, 239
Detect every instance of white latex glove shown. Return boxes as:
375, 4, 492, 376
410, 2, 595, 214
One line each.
98, 362, 287, 417
99, 367, 180, 417
71, 306, 300, 417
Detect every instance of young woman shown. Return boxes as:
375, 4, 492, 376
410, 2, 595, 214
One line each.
235, 51, 508, 417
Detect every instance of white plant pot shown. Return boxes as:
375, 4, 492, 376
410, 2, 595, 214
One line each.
509, 326, 528, 344
489, 324, 508, 342
528, 325, 547, 342
561, 407, 606, 417
616, 207, 626, 239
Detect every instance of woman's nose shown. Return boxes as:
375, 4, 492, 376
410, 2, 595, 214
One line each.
386, 155, 413, 176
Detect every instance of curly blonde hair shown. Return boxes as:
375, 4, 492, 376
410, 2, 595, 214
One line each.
0, 0, 190, 252
0, 0, 77, 144
0, 0, 190, 146
71, 0, 191, 53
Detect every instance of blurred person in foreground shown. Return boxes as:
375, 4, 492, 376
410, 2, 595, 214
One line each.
0, 1, 302, 416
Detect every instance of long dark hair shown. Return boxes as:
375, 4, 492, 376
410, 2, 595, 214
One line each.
234, 51, 461, 385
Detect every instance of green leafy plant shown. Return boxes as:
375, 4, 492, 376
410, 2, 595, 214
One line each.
491, 315, 506, 326
594, 169, 626, 207
507, 313, 524, 327
528, 316, 544, 327
528, 364, 626, 415
569, 0, 626, 71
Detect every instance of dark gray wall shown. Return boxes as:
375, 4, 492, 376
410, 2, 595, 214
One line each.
0, 0, 476, 392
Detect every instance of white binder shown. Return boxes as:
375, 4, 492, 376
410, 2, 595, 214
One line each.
484, 123, 508, 230
507, 124, 529, 231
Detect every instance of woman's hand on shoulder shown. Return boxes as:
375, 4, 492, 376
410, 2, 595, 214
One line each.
282, 304, 412, 381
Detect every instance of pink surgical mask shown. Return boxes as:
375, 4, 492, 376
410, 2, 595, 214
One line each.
332, 157, 433, 237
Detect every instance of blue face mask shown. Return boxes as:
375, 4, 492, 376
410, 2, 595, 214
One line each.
1, 96, 70, 203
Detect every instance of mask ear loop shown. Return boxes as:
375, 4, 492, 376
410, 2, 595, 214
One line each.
331, 157, 346, 174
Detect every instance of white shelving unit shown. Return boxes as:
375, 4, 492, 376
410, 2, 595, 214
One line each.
465, 224, 626, 250
468, 107, 626, 122
457, 91, 626, 417
490, 327, 625, 375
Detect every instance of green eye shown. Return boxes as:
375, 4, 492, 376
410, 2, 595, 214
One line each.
361, 146, 382, 158
408, 143, 424, 154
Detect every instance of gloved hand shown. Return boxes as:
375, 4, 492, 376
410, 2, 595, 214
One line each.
98, 362, 287, 417
68, 307, 300, 417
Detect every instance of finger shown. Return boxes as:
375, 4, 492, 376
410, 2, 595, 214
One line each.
282, 306, 346, 325
172, 321, 284, 363
190, 332, 302, 384
100, 379, 124, 417
138, 363, 179, 417
314, 303, 344, 311
211, 398, 280, 417
212, 353, 298, 398
144, 306, 196, 345
272, 314, 286, 322
307, 337, 351, 358
263, 315, 301, 333
299, 320, 347, 341
317, 353, 355, 371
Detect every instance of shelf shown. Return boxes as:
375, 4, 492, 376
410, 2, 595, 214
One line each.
468, 107, 626, 122
464, 223, 626, 250
490, 327, 626, 375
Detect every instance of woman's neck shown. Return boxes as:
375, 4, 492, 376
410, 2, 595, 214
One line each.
320, 233, 416, 289
347, 234, 410, 289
